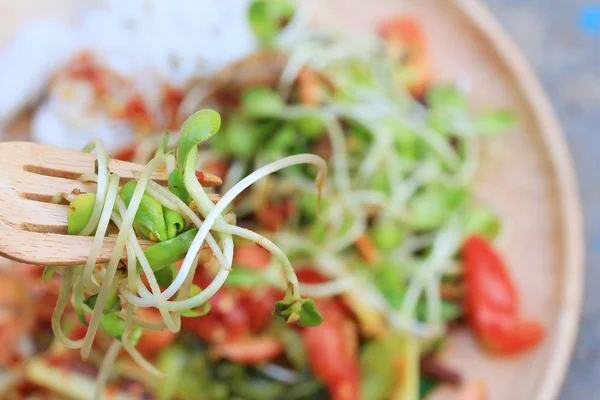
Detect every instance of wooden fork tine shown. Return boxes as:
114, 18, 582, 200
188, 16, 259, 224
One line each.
0, 219, 210, 266
7, 142, 222, 187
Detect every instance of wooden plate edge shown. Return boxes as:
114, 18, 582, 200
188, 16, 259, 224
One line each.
451, 0, 585, 398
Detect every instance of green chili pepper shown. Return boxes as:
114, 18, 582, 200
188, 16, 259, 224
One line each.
67, 193, 96, 235
143, 228, 199, 272
165, 208, 185, 240
168, 169, 192, 204
248, 0, 296, 47
177, 109, 221, 170
120, 180, 169, 242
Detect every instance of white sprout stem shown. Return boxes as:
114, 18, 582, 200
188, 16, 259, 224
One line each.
146, 154, 326, 311
82, 155, 165, 359
51, 267, 83, 349
82, 173, 120, 292
93, 340, 122, 400
325, 117, 351, 192
299, 277, 356, 297
111, 203, 178, 332
215, 224, 302, 300
79, 139, 109, 236
121, 304, 163, 377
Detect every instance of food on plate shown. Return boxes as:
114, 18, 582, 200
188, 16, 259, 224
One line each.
0, 1, 543, 399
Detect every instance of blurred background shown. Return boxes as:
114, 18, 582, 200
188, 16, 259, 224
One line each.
486, 0, 600, 398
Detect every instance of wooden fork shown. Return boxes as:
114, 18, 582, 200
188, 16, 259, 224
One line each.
0, 142, 222, 266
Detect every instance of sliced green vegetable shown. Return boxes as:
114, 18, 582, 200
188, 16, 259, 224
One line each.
67, 193, 96, 235
99, 312, 126, 339
120, 180, 169, 242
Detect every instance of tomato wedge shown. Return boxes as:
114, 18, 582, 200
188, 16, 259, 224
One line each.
378, 16, 433, 98
303, 300, 360, 400
135, 308, 177, 356
462, 235, 545, 355
212, 336, 284, 365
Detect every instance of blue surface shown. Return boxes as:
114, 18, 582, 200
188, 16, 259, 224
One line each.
485, 1, 600, 398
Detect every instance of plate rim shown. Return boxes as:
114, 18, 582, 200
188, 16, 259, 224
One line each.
451, 0, 585, 398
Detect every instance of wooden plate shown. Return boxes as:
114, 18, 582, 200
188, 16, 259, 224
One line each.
0, 1, 584, 399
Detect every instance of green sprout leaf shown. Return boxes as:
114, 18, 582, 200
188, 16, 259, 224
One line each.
154, 263, 179, 288
99, 313, 126, 340
67, 193, 97, 235
298, 299, 323, 327
274, 288, 323, 327
168, 169, 192, 204
177, 109, 222, 169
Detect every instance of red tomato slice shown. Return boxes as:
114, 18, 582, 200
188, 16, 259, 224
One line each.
303, 301, 360, 400
135, 308, 177, 356
212, 336, 283, 365
233, 243, 271, 270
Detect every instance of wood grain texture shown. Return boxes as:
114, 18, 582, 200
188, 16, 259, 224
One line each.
0, 142, 219, 265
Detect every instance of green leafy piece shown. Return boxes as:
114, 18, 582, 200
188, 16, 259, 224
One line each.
371, 221, 405, 253
99, 313, 126, 340
242, 87, 285, 117
75, 305, 88, 326
177, 109, 222, 169
164, 208, 185, 240
373, 262, 406, 309
297, 299, 323, 327
408, 186, 450, 231
274, 289, 323, 327
294, 116, 326, 139
248, 0, 296, 47
84, 293, 122, 314
263, 124, 297, 162
67, 193, 96, 235
476, 109, 517, 134
464, 207, 500, 240
143, 228, 198, 272
224, 116, 265, 161
168, 169, 191, 204
42, 266, 56, 283
154, 263, 179, 288
120, 180, 169, 242
181, 285, 211, 317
